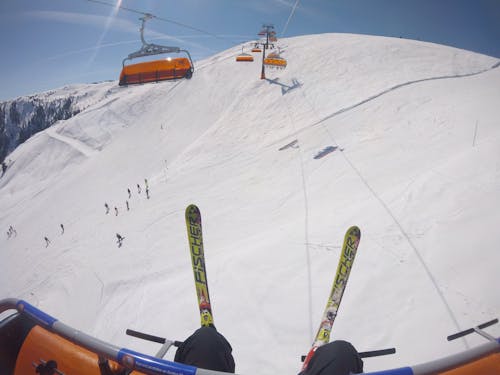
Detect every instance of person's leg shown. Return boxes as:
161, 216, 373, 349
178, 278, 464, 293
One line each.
175, 326, 235, 373
305, 340, 363, 375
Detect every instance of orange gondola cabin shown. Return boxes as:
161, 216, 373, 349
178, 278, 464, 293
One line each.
119, 57, 193, 86
236, 53, 254, 62
118, 14, 194, 86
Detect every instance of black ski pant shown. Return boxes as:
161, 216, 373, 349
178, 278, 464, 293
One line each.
174, 326, 235, 373
302, 340, 364, 375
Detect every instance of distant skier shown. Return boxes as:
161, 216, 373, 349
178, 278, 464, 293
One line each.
44, 236, 51, 247
137, 184, 141, 194
146, 187, 150, 199
144, 178, 149, 189
114, 207, 119, 216
104, 203, 110, 214
1, 161, 6, 177
127, 188, 131, 199
126, 200, 130, 211
60, 224, 65, 234
116, 233, 124, 247
7, 225, 16, 238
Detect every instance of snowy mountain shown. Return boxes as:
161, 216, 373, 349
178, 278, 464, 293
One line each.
0, 82, 115, 164
1, 33, 500, 375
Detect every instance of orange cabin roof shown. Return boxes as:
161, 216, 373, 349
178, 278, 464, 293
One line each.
119, 57, 192, 85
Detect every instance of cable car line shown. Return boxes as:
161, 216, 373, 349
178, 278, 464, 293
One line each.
281, 0, 301, 37
86, 0, 240, 45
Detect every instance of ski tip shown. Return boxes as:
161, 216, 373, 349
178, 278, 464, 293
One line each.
347, 226, 361, 238
186, 204, 200, 216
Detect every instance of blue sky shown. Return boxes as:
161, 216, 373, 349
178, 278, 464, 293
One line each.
0, 0, 499, 101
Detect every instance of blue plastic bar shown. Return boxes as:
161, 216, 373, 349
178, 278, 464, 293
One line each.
1, 298, 498, 375
16, 299, 57, 328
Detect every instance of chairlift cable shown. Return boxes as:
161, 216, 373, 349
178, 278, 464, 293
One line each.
281, 0, 301, 37
85, 0, 239, 45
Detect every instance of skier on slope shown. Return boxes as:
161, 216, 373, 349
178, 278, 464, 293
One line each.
116, 233, 124, 247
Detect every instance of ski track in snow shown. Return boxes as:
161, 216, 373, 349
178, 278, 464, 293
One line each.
270, 60, 500, 147
313, 61, 500, 126
46, 126, 98, 158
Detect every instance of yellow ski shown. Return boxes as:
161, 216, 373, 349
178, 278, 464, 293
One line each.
301, 226, 361, 371
185, 204, 214, 327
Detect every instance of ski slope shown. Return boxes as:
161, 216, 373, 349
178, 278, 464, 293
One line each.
1, 33, 500, 374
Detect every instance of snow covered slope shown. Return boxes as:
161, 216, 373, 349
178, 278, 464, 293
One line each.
0, 82, 116, 163
1, 33, 500, 374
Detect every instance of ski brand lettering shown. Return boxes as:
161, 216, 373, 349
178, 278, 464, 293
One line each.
334, 237, 357, 286
187, 222, 206, 284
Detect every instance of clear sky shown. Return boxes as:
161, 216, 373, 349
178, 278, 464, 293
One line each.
0, 0, 499, 101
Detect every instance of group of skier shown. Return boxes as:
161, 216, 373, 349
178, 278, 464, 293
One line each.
43, 224, 65, 247
6, 224, 65, 248
104, 179, 150, 247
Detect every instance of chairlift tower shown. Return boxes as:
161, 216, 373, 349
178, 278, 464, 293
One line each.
259, 24, 275, 79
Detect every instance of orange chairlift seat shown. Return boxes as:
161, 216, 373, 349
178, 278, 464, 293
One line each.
264, 48, 287, 69
119, 14, 194, 86
236, 47, 254, 62
251, 43, 262, 53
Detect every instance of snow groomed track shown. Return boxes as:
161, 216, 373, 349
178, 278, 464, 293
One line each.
1, 298, 498, 375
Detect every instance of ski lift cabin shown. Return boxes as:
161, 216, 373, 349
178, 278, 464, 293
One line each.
264, 49, 287, 69
119, 14, 194, 86
251, 43, 262, 53
236, 47, 254, 62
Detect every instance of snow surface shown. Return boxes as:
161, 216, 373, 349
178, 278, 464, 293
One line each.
1, 33, 500, 374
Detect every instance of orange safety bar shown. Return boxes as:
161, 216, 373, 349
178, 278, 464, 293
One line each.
14, 325, 144, 375
119, 58, 192, 86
